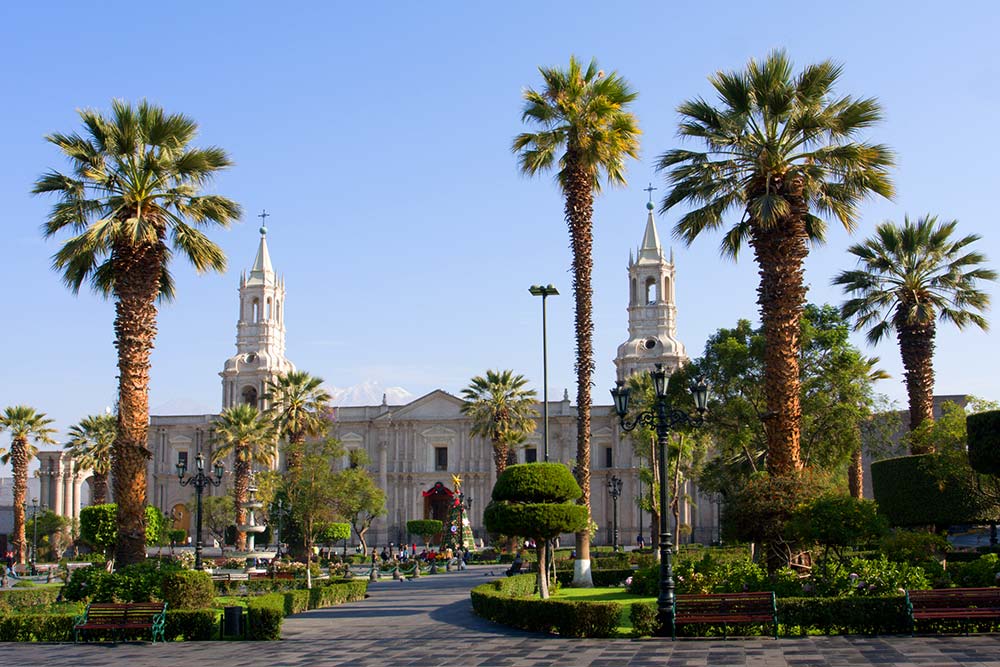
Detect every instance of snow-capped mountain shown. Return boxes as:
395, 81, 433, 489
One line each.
327, 380, 414, 407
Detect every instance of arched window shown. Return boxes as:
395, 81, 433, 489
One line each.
241, 386, 258, 407
644, 277, 657, 305
252, 298, 260, 322
630, 279, 636, 306
663, 277, 670, 302
266, 298, 272, 320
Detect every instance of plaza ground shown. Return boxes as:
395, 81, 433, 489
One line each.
3, 565, 1000, 665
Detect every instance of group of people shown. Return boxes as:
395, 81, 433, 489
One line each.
371, 543, 472, 569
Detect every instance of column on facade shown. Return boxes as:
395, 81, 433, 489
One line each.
39, 467, 51, 512
62, 468, 73, 517
72, 475, 84, 520
53, 467, 64, 518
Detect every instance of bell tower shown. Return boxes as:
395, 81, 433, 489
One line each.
614, 200, 687, 381
220, 213, 295, 409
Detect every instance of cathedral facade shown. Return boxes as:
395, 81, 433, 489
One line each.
147, 206, 721, 548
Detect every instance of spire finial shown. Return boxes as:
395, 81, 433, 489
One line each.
643, 182, 657, 210
258, 209, 270, 236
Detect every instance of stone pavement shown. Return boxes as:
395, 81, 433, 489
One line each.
3, 565, 1000, 665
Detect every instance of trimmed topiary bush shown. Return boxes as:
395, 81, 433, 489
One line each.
247, 593, 285, 640
470, 581, 621, 637
968, 410, 1000, 476
164, 609, 218, 640
871, 455, 1000, 527
406, 519, 443, 545
491, 463, 583, 503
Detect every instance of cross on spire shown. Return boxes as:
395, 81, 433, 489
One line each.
643, 182, 657, 203
257, 209, 270, 236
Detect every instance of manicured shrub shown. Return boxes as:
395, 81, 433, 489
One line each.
283, 589, 311, 615
556, 568, 633, 587
406, 520, 443, 544
63, 565, 115, 602
164, 609, 218, 640
483, 503, 588, 541
470, 583, 621, 638
161, 570, 215, 610
871, 455, 1000, 527
967, 410, 1000, 476
247, 593, 285, 640
491, 573, 537, 597
881, 530, 950, 565
788, 495, 887, 556
79, 504, 166, 555
491, 463, 582, 503
308, 580, 368, 609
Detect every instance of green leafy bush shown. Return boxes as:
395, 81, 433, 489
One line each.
483, 503, 588, 540
811, 555, 930, 597
308, 580, 368, 608
947, 553, 1000, 588
0, 587, 61, 611
63, 565, 115, 602
406, 520, 443, 542
161, 570, 214, 610
881, 530, 950, 565
788, 495, 887, 556
79, 504, 166, 554
283, 589, 310, 615
491, 573, 537, 597
871, 455, 1000, 526
628, 557, 801, 598
556, 568, 633, 587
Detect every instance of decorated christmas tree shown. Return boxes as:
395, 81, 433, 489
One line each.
440, 475, 474, 551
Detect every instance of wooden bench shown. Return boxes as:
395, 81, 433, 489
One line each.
74, 601, 167, 643
907, 587, 1000, 634
673, 591, 777, 639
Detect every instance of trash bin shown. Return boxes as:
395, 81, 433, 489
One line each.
223, 606, 244, 637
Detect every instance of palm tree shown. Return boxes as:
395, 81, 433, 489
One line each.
264, 371, 332, 476
513, 56, 640, 578
35, 100, 240, 565
460, 370, 539, 479
834, 215, 996, 450
65, 412, 116, 505
0, 406, 56, 564
210, 404, 276, 551
658, 50, 894, 475
848, 357, 890, 498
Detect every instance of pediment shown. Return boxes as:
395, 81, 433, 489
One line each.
390, 390, 465, 419
421, 425, 457, 439
340, 432, 364, 444
169, 435, 193, 445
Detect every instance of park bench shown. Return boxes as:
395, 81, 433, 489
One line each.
907, 587, 1000, 634
74, 601, 167, 643
673, 591, 777, 639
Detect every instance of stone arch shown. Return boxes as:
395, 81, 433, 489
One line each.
644, 276, 657, 304
241, 385, 258, 407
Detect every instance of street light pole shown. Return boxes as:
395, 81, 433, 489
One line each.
638, 474, 644, 549
607, 476, 622, 552
30, 498, 39, 576
529, 284, 559, 462
611, 364, 708, 637
177, 452, 225, 570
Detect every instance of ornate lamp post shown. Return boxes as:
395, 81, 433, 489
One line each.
528, 284, 558, 462
611, 363, 708, 635
607, 476, 622, 552
177, 452, 225, 570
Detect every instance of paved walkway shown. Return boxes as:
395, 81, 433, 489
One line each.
3, 566, 1000, 665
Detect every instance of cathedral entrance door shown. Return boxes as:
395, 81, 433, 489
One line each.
422, 481, 453, 546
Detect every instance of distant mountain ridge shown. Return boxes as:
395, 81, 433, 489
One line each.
327, 380, 413, 406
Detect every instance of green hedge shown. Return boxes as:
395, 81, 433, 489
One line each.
871, 455, 1000, 526
470, 583, 621, 638
164, 609, 218, 641
629, 596, 910, 637
247, 593, 285, 640
213, 578, 309, 594
308, 580, 368, 608
0, 613, 76, 641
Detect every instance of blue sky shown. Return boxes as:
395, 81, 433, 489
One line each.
2, 1, 999, 444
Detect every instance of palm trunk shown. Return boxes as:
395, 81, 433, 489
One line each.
848, 445, 864, 499
11, 438, 28, 564
111, 240, 162, 566
897, 318, 936, 447
749, 204, 808, 476
234, 454, 250, 551
492, 439, 510, 478
285, 433, 304, 478
565, 156, 594, 587
91, 472, 109, 505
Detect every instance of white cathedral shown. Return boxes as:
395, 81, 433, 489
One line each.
130, 203, 718, 548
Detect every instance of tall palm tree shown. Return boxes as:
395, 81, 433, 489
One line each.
35, 100, 240, 565
513, 56, 640, 578
210, 404, 276, 551
65, 412, 116, 505
834, 215, 996, 450
658, 50, 894, 475
264, 371, 332, 476
460, 370, 538, 479
0, 406, 56, 564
